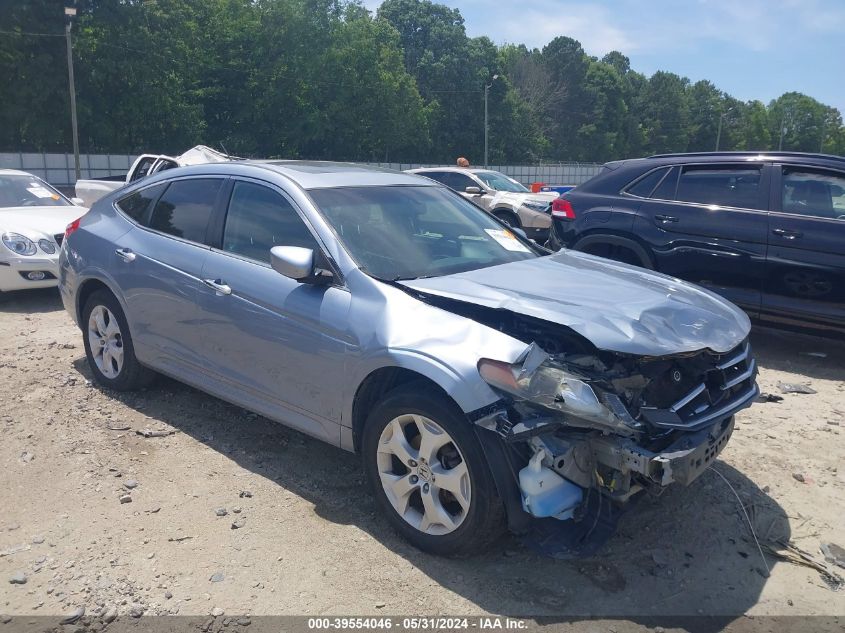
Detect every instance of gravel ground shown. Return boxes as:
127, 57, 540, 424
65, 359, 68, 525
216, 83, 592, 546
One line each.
0, 288, 843, 625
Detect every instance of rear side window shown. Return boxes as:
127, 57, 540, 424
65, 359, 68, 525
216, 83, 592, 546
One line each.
116, 183, 166, 224
782, 169, 845, 219
676, 166, 762, 209
222, 181, 320, 263
626, 167, 670, 198
149, 179, 223, 244
419, 171, 449, 186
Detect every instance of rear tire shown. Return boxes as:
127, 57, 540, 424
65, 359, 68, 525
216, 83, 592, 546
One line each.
82, 290, 155, 391
362, 382, 506, 556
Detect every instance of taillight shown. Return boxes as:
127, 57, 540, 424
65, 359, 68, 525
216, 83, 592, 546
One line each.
64, 217, 83, 241
551, 197, 576, 220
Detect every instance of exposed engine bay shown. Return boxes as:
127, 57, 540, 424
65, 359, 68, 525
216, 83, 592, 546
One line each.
414, 291, 758, 529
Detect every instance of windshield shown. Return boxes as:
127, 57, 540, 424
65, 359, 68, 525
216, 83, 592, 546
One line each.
0, 175, 70, 208
309, 186, 539, 280
474, 171, 529, 193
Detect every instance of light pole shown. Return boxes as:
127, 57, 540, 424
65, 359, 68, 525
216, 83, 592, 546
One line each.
484, 74, 498, 169
715, 107, 732, 151
65, 2, 81, 182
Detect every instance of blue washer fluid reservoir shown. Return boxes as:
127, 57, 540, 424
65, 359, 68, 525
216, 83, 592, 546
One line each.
518, 450, 584, 520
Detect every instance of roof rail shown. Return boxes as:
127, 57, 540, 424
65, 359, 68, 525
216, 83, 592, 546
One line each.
648, 151, 845, 163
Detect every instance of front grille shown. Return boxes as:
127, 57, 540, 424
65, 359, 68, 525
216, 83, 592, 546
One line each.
639, 340, 758, 431
54, 233, 64, 247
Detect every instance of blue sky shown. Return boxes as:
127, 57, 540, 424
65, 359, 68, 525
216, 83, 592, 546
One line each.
363, 0, 845, 113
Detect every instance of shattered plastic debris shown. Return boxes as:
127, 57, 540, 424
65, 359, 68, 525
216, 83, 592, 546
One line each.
136, 428, 176, 438
820, 542, 845, 570
756, 392, 784, 403
777, 382, 817, 395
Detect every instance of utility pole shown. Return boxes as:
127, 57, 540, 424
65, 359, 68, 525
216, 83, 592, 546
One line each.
778, 109, 792, 151
65, 2, 81, 182
819, 117, 827, 153
715, 107, 733, 151
483, 75, 498, 169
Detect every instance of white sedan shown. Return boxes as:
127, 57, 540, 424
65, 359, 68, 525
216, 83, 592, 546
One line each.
0, 170, 86, 292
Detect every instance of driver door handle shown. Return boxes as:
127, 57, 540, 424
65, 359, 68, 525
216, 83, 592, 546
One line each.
203, 278, 232, 296
655, 214, 678, 224
772, 228, 803, 240
115, 248, 136, 262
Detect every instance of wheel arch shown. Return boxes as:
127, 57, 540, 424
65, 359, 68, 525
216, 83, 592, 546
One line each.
572, 230, 655, 269
75, 274, 128, 329
490, 207, 521, 227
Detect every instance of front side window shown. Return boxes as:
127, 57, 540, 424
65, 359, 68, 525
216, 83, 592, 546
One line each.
446, 171, 481, 193
675, 166, 762, 209
148, 178, 222, 244
782, 168, 845, 220
310, 185, 538, 281
116, 183, 167, 224
0, 174, 70, 208
474, 171, 529, 193
223, 181, 320, 263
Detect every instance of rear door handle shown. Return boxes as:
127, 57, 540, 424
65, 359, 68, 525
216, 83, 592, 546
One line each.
202, 278, 232, 296
772, 228, 803, 240
115, 248, 136, 262
655, 214, 679, 224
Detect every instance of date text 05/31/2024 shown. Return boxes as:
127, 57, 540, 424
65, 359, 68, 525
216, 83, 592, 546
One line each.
307, 618, 529, 630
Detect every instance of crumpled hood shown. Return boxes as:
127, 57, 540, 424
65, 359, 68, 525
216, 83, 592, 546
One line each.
399, 250, 751, 356
0, 207, 85, 239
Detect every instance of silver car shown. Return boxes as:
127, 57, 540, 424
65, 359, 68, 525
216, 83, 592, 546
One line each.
58, 161, 758, 556
407, 167, 558, 242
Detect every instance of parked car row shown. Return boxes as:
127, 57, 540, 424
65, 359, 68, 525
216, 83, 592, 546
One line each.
547, 152, 845, 338
54, 160, 758, 555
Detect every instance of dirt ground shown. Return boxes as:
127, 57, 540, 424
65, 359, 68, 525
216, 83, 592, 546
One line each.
0, 289, 843, 625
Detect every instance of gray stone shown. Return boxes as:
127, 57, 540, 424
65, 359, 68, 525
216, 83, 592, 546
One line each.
101, 606, 118, 623
211, 607, 224, 617
8, 571, 27, 585
119, 494, 132, 504
214, 508, 227, 517
60, 606, 85, 625
209, 572, 224, 583
231, 519, 245, 530
123, 480, 139, 490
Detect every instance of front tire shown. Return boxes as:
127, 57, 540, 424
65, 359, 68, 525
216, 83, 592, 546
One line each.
362, 383, 506, 556
82, 290, 155, 391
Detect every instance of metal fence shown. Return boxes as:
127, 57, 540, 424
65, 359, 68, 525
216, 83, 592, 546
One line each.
0, 152, 603, 187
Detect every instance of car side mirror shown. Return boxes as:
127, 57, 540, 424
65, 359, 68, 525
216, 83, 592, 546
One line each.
71, 197, 85, 207
465, 186, 483, 195
270, 246, 333, 285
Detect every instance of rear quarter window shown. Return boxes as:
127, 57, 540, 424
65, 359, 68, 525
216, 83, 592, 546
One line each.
115, 183, 167, 224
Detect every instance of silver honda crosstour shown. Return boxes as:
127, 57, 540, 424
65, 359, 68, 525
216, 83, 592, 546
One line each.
58, 161, 758, 556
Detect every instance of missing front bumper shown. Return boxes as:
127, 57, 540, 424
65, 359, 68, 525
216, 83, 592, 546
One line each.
591, 415, 735, 488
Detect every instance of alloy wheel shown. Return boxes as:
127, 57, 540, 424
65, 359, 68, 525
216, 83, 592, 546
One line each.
376, 414, 471, 535
87, 305, 124, 379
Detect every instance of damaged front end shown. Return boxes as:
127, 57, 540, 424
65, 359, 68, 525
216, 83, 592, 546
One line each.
472, 329, 758, 527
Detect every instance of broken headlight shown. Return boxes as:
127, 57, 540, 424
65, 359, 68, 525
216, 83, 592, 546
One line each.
478, 345, 639, 435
